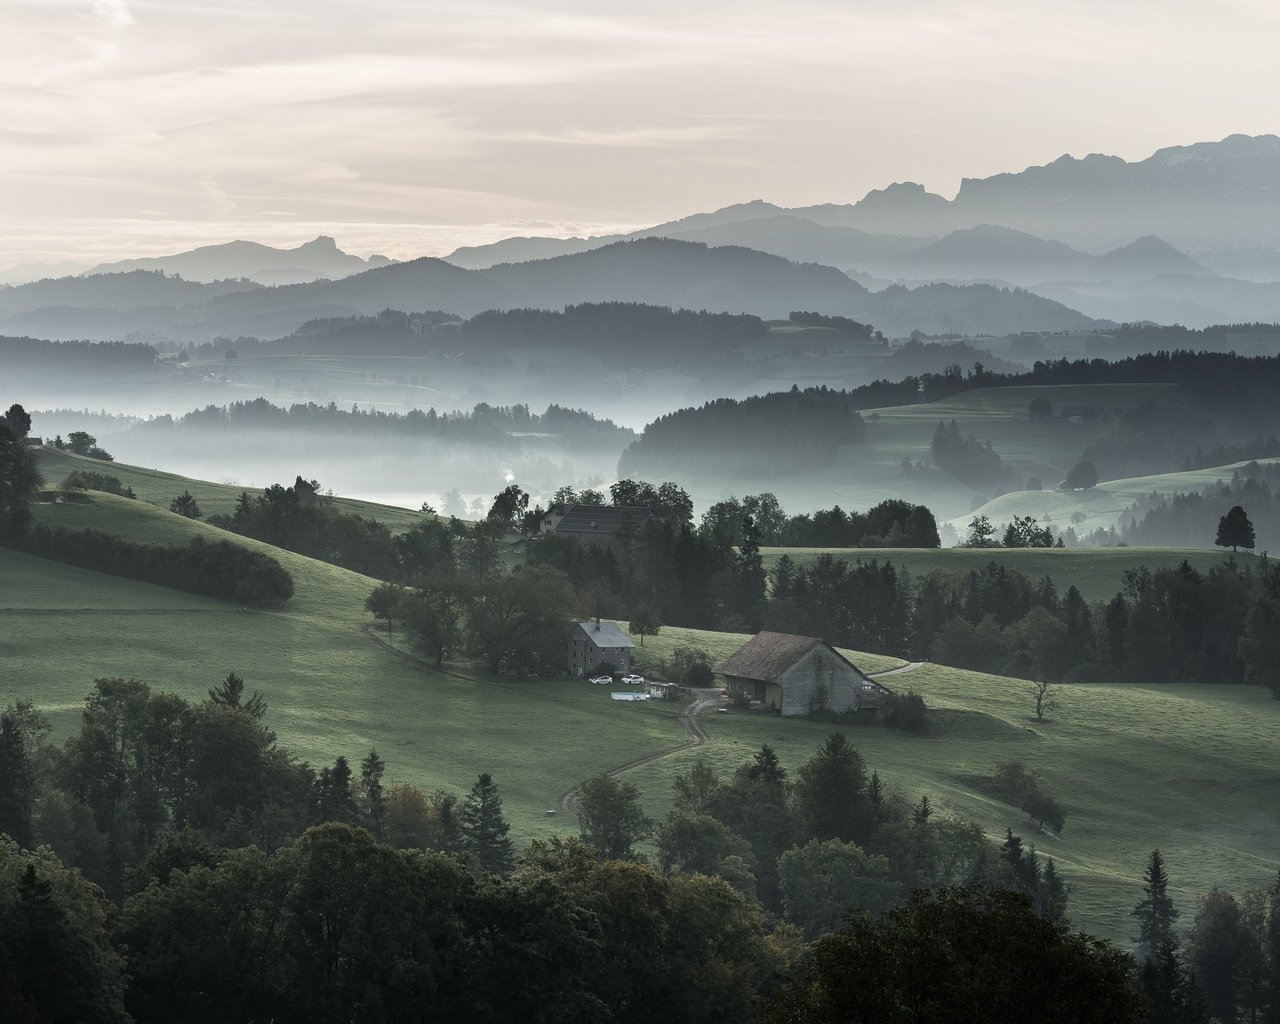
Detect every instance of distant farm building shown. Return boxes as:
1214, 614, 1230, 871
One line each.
567, 620, 635, 677
542, 504, 655, 548
716, 631, 890, 717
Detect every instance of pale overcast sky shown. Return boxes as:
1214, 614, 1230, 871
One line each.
3, 0, 1278, 265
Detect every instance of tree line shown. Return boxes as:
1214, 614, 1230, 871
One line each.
10, 524, 295, 607
4, 685, 1136, 1024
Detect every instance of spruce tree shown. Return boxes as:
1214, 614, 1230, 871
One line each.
0, 711, 34, 847
795, 733, 871, 845
1135, 848, 1180, 962
1264, 871, 1280, 1024
360, 749, 386, 841
1040, 858, 1069, 923
316, 756, 359, 825
459, 773, 514, 876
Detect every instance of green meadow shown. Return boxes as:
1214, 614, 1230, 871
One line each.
35, 446, 431, 530
2, 490, 1277, 944
948, 458, 1280, 538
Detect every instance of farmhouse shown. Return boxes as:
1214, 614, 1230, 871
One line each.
567, 620, 635, 677
716, 631, 890, 717
542, 504, 655, 548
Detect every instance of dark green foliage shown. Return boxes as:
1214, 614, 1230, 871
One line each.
206, 670, 268, 720
1135, 849, 1180, 962
931, 418, 1009, 487
217, 476, 399, 579
0, 417, 42, 535
1022, 791, 1067, 833
316, 756, 359, 826
60, 471, 134, 498
1003, 514, 1057, 547
363, 580, 403, 633
10, 524, 294, 606
1138, 942, 1212, 1024
1216, 504, 1256, 551
65, 430, 113, 461
881, 690, 929, 733
576, 774, 652, 860
459, 773, 514, 876
0, 842, 131, 1024
1028, 396, 1054, 419
761, 887, 1142, 1024
2, 403, 32, 437
1190, 889, 1244, 1024
794, 733, 873, 846
0, 712, 34, 847
628, 606, 661, 646
486, 482, 529, 529
620, 385, 866, 477
360, 749, 386, 841
1065, 459, 1100, 490
168, 490, 201, 518
777, 498, 940, 548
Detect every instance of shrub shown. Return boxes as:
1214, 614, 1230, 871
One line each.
882, 690, 929, 733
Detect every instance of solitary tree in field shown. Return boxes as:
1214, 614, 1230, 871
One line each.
459, 773, 514, 876
628, 607, 661, 646
169, 490, 202, 518
1031, 679, 1060, 721
1134, 849, 1180, 962
965, 515, 999, 548
1215, 505, 1255, 552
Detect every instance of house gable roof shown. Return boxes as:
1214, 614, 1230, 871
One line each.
716, 630, 880, 686
571, 620, 636, 649
554, 504, 653, 537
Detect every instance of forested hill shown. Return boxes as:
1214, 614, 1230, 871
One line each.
133, 397, 634, 449
620, 349, 1280, 480
619, 386, 865, 477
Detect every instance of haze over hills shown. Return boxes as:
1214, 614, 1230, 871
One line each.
86, 235, 395, 286
0, 237, 1099, 342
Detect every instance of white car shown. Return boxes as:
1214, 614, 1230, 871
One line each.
621, 674, 645, 686
589, 675, 612, 685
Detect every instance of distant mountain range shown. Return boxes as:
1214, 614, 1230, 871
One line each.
5, 134, 1280, 337
0, 236, 393, 288
0, 238, 1099, 341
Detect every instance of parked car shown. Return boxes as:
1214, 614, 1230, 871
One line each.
589, 675, 612, 685
621, 674, 645, 686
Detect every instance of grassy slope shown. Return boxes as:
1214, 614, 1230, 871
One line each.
2, 495, 684, 842
761, 546, 1256, 603
35, 447, 430, 530
946, 458, 1280, 537
6, 493, 1276, 943
620, 656, 1280, 944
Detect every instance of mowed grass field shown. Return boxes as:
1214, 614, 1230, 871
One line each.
760, 546, 1257, 603
1, 494, 688, 843
34, 447, 431, 530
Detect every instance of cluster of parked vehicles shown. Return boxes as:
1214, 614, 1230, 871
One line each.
590, 673, 645, 686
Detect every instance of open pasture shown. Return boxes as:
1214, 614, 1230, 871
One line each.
34, 447, 432, 531
947, 457, 1280, 538
620, 657, 1280, 945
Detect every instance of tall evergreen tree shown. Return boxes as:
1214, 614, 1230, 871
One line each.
795, 733, 872, 845
316, 756, 359, 825
1139, 942, 1212, 1024
1135, 849, 1180, 962
1264, 872, 1280, 1024
360, 749, 386, 841
0, 712, 34, 848
1040, 858, 1069, 923
1190, 889, 1243, 1024
459, 773, 514, 876
746, 744, 787, 786
206, 671, 268, 720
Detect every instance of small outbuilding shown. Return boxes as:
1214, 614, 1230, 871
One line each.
716, 631, 890, 717
567, 620, 635, 677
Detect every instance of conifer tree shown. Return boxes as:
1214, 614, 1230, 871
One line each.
459, 773, 514, 876
360, 749, 386, 841
1135, 848, 1180, 962
0, 712, 34, 848
316, 756, 359, 825
1040, 858, 1069, 923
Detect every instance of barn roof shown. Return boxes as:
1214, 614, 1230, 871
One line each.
716, 631, 876, 684
571, 620, 635, 649
717, 631, 825, 681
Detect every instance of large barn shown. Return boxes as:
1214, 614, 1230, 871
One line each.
716, 631, 890, 717
566, 620, 635, 677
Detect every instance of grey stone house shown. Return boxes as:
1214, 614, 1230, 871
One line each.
716, 631, 890, 717
567, 620, 635, 677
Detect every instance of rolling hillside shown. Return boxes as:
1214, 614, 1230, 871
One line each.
3, 492, 1276, 944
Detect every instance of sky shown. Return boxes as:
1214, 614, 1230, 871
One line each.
3, 0, 1279, 268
